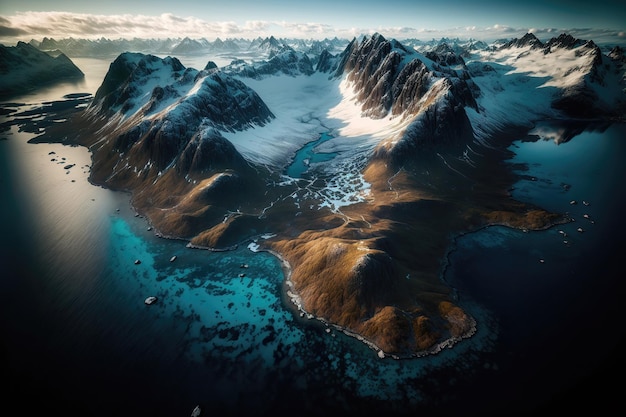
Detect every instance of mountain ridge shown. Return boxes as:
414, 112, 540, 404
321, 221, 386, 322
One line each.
0, 41, 84, 99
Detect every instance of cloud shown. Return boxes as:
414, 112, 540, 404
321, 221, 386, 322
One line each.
0, 23, 27, 37
1, 11, 624, 46
0, 11, 239, 40
244, 21, 270, 32
281, 22, 335, 37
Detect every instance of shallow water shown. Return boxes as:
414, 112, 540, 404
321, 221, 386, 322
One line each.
285, 131, 338, 178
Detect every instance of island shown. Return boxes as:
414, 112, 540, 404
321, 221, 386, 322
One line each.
33, 32, 625, 357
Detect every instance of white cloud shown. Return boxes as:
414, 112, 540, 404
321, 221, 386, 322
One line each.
1, 11, 625, 46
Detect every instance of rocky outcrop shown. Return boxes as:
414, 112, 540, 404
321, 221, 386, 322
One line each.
377, 83, 476, 164
425, 43, 468, 67
543, 33, 587, 51
315, 49, 336, 73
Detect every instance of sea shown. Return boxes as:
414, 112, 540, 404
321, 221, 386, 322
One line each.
1, 56, 624, 417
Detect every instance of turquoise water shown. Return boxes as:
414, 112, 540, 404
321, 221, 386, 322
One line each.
285, 132, 338, 178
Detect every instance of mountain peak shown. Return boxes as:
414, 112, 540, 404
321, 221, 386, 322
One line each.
500, 32, 543, 49
544, 33, 586, 50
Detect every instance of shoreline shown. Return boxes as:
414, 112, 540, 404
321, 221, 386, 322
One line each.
156, 221, 481, 360
264, 244, 479, 360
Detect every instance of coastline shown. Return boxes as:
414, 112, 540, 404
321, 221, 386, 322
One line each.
265, 243, 479, 360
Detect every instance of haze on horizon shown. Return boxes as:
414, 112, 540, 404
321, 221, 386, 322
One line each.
1, 0, 625, 46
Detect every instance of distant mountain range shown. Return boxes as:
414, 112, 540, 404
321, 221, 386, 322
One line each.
22, 32, 626, 357
27, 35, 350, 59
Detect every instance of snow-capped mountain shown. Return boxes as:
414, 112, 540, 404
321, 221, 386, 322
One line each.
211, 37, 241, 52
49, 31, 625, 358
27, 35, 351, 66
0, 41, 84, 99
85, 52, 273, 183
253, 36, 284, 56
222, 46, 315, 79
316, 33, 479, 166
170, 37, 210, 55
465, 32, 626, 136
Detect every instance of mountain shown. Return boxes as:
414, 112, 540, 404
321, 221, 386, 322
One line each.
255, 36, 284, 56
0, 41, 84, 99
316, 33, 479, 166
171, 37, 209, 54
211, 37, 241, 52
75, 52, 274, 238
479, 32, 626, 121
27, 35, 351, 60
42, 32, 625, 358
222, 46, 315, 78
499, 32, 544, 49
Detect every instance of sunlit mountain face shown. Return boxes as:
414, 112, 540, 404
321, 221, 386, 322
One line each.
7, 31, 622, 358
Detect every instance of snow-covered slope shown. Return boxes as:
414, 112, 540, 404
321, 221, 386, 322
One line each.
222, 46, 315, 79
465, 33, 626, 142
0, 41, 84, 99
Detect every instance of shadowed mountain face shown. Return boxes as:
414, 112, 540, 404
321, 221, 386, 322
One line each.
75, 52, 275, 239
0, 41, 84, 99
36, 32, 624, 357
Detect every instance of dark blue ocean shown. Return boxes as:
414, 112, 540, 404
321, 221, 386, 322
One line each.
1, 59, 624, 417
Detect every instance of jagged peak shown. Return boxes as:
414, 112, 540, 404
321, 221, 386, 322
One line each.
544, 33, 587, 50
204, 61, 218, 71
500, 32, 543, 49
609, 45, 626, 62
268, 43, 295, 59
369, 32, 387, 43
260, 35, 282, 47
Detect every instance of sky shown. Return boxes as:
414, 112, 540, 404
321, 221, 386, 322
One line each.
1, 0, 625, 45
